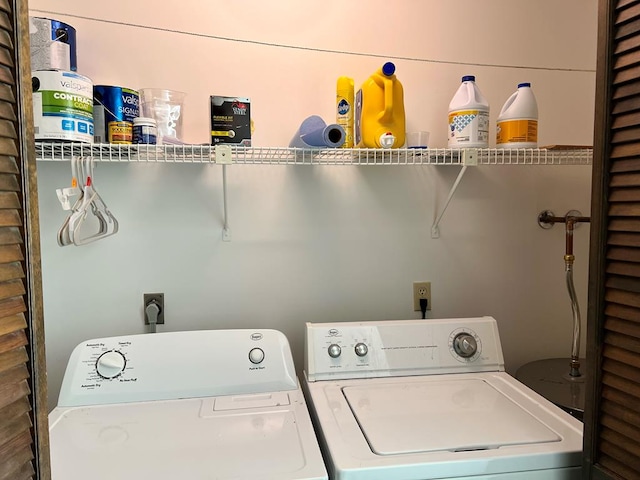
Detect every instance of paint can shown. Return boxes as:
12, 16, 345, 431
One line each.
29, 17, 77, 72
32, 70, 94, 143
133, 117, 157, 144
93, 86, 140, 144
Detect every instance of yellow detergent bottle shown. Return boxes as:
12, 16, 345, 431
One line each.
355, 62, 406, 148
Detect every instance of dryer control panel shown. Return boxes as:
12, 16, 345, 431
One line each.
305, 317, 505, 381
57, 329, 298, 407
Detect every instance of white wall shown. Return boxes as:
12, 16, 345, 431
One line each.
29, 0, 598, 410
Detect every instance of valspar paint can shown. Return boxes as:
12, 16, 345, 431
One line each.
32, 70, 93, 143
29, 17, 77, 72
93, 86, 140, 144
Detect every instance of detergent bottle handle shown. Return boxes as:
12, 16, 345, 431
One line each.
499, 91, 518, 117
379, 74, 394, 123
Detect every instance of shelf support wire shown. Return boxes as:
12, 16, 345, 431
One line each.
431, 148, 478, 238
214, 145, 233, 241
222, 164, 231, 241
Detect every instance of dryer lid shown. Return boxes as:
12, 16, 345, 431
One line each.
343, 378, 560, 455
49, 395, 326, 480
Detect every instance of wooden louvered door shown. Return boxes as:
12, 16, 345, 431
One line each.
584, 0, 640, 478
0, 0, 49, 479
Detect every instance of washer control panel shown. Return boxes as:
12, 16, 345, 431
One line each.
305, 316, 504, 381
58, 329, 298, 407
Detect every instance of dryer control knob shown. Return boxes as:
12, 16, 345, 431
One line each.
96, 351, 126, 379
249, 347, 265, 364
328, 344, 342, 358
354, 343, 368, 357
453, 333, 478, 358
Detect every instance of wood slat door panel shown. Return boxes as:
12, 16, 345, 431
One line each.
586, 0, 640, 478
0, 0, 49, 478
0, 157, 19, 175
0, 431, 33, 480
613, 78, 640, 97
607, 260, 640, 275
615, 32, 640, 52
613, 49, 640, 69
617, 2, 640, 23
608, 231, 640, 246
0, 314, 26, 336
0, 348, 28, 377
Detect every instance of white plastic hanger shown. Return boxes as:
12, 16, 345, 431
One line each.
57, 156, 84, 246
56, 155, 81, 211
57, 157, 119, 246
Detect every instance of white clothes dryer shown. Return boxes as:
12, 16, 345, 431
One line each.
303, 317, 583, 480
49, 329, 328, 480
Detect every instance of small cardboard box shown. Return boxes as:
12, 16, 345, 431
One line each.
210, 96, 251, 146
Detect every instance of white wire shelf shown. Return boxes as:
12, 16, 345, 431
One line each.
34, 143, 593, 166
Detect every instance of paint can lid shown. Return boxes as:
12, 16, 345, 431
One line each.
133, 117, 157, 126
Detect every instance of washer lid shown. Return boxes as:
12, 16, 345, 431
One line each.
343, 379, 560, 455
49, 395, 326, 480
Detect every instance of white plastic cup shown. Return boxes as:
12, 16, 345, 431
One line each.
138, 88, 186, 143
407, 131, 430, 148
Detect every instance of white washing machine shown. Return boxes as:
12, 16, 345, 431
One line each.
49, 329, 328, 480
303, 317, 583, 480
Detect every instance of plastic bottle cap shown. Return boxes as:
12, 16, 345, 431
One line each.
134, 117, 157, 126
379, 132, 396, 148
462, 75, 476, 82
382, 62, 396, 76
518, 82, 531, 88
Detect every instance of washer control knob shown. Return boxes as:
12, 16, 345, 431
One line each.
453, 333, 478, 358
328, 344, 342, 358
96, 351, 126, 379
249, 348, 265, 364
354, 343, 368, 357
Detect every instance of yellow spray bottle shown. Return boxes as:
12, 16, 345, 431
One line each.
336, 76, 354, 148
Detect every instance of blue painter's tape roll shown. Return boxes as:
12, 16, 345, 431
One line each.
289, 115, 345, 148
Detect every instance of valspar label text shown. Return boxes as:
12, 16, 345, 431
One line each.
32, 70, 93, 143
93, 85, 139, 144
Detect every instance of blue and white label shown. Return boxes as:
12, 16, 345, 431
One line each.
33, 70, 93, 143
337, 98, 350, 115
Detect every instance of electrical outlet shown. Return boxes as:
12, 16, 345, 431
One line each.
413, 282, 432, 311
144, 293, 164, 325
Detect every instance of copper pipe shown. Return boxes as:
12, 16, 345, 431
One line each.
539, 211, 591, 377
538, 212, 590, 225
566, 220, 574, 256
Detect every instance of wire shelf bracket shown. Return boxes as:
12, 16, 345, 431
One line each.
215, 145, 233, 241
431, 149, 479, 238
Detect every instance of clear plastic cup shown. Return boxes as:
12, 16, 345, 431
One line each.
138, 88, 186, 144
407, 131, 430, 148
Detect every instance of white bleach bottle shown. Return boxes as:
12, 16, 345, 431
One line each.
496, 82, 538, 148
448, 75, 489, 148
